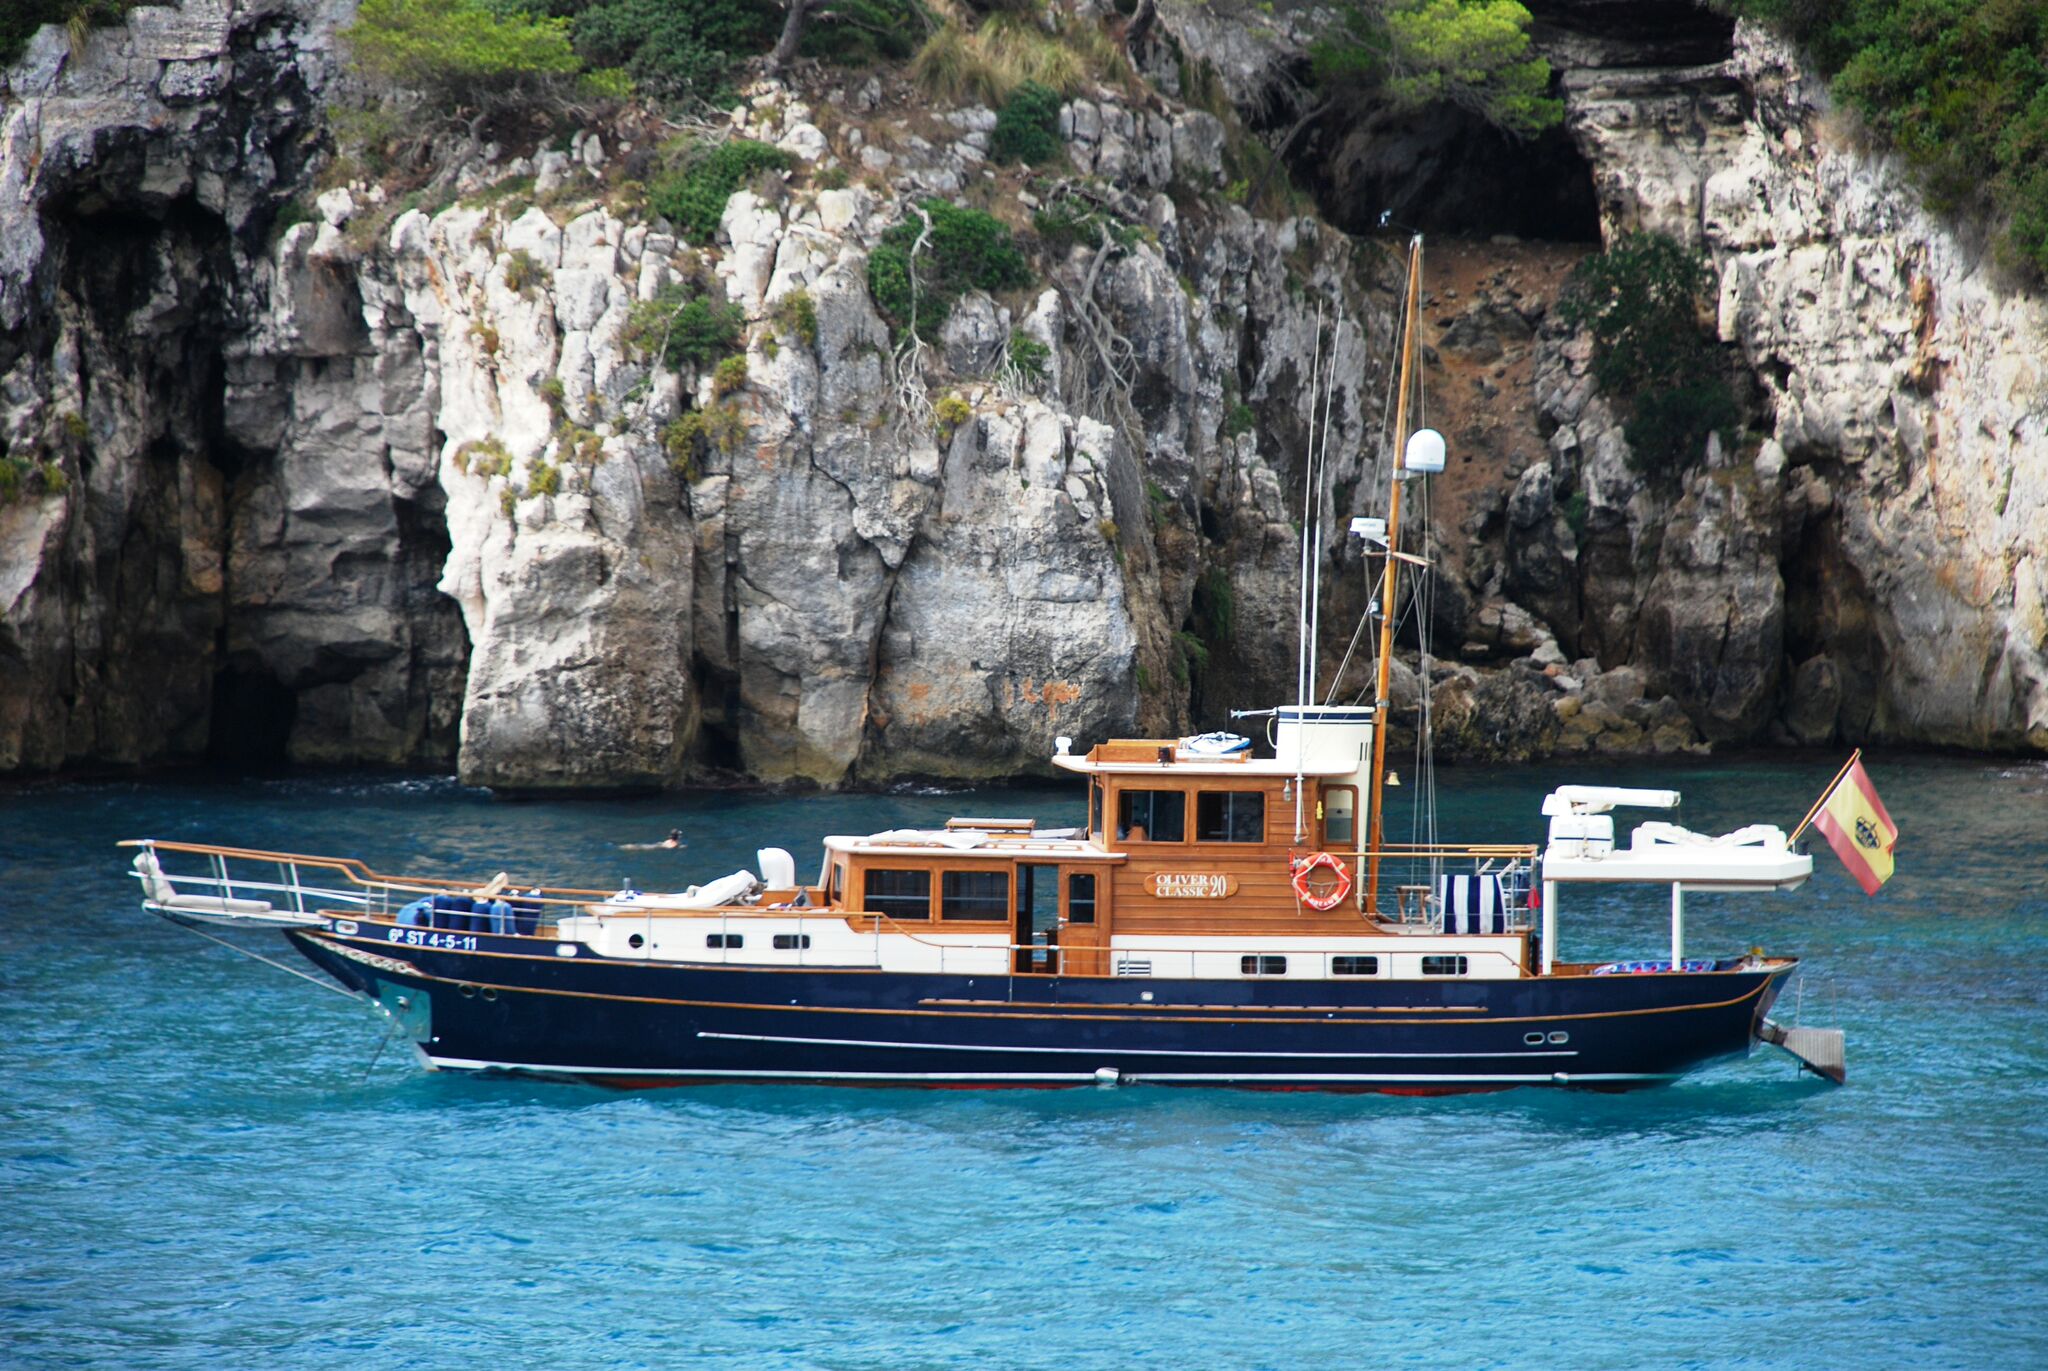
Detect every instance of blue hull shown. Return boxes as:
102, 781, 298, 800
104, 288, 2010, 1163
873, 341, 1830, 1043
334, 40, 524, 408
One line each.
288, 924, 1791, 1092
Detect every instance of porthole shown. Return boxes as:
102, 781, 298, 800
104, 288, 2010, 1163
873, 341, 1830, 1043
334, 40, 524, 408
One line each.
481, 987, 498, 1001
459, 983, 477, 998
1547, 1030, 1569, 1044
628, 933, 645, 949
1524, 1032, 1545, 1045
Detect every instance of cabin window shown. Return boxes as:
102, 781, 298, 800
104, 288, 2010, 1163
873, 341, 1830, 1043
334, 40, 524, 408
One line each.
1332, 955, 1379, 976
941, 870, 1009, 920
707, 933, 744, 949
1067, 871, 1097, 925
773, 934, 811, 950
1421, 955, 1468, 976
1241, 955, 1287, 976
1196, 790, 1266, 842
1322, 787, 1356, 846
864, 869, 931, 920
828, 861, 844, 906
1117, 788, 1185, 842
1090, 781, 1104, 841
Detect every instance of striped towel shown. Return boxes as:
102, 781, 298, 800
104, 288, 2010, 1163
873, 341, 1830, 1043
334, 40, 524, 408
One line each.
1438, 874, 1507, 934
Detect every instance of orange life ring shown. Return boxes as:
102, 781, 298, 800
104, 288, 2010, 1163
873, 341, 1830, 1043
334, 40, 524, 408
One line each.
1291, 851, 1353, 911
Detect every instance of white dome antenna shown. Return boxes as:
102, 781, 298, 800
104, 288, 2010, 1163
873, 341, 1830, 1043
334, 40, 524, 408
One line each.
1404, 428, 1446, 474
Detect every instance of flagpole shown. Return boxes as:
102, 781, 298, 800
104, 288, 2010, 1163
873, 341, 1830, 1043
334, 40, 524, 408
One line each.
1789, 748, 1861, 845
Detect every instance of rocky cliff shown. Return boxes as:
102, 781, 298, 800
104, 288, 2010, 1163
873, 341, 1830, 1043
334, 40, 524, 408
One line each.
2, 0, 2043, 789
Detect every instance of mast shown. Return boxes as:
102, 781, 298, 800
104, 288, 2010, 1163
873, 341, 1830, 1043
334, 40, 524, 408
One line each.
1365, 236, 1424, 913
1292, 309, 1326, 843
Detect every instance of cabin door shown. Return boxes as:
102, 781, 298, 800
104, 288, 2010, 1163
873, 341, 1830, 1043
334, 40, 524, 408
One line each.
1015, 864, 1061, 973
1058, 866, 1105, 977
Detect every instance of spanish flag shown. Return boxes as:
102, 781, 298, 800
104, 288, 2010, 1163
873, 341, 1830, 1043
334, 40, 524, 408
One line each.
1809, 753, 1898, 895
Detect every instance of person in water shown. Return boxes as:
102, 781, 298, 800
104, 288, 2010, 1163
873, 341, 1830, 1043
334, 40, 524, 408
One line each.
620, 828, 687, 851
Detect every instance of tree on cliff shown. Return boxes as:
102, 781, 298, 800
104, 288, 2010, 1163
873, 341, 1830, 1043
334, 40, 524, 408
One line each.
345, 0, 590, 113
1557, 232, 1740, 474
1252, 0, 1562, 205
1309, 0, 1562, 136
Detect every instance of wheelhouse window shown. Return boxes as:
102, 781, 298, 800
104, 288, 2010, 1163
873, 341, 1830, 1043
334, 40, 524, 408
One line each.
1117, 788, 1185, 843
1322, 787, 1356, 846
1067, 871, 1097, 925
864, 869, 931, 920
1090, 781, 1105, 842
1332, 955, 1379, 976
1421, 955, 1469, 976
941, 870, 1009, 920
1197, 790, 1266, 843
828, 861, 845, 906
1241, 955, 1287, 976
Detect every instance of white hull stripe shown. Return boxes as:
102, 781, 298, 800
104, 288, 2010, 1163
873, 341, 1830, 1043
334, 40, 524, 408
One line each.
695, 1031, 1578, 1060
424, 1054, 1664, 1084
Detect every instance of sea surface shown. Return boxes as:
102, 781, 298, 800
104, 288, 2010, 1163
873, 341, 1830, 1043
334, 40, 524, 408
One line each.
3, 755, 2044, 1369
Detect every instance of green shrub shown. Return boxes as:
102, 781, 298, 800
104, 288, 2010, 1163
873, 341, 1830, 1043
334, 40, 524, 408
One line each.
1007, 330, 1050, 382
566, 0, 774, 103
663, 403, 748, 478
344, 0, 588, 112
712, 353, 749, 396
1307, 0, 1561, 137
503, 248, 548, 295
649, 139, 792, 244
527, 459, 563, 496
990, 80, 1064, 165
1030, 197, 1143, 256
1562, 487, 1589, 540
0, 448, 66, 504
625, 283, 746, 369
1195, 564, 1236, 644
866, 199, 1033, 337
933, 391, 973, 437
771, 289, 819, 348
1223, 400, 1256, 438
455, 435, 515, 477
1557, 232, 1737, 470
1722, 0, 2048, 278
800, 0, 931, 65
537, 375, 566, 416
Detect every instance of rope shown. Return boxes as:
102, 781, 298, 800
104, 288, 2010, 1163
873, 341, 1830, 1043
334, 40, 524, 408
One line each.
168, 917, 363, 1001
361, 1007, 404, 1083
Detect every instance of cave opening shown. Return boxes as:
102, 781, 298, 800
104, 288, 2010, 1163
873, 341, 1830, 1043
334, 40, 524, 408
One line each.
1294, 102, 1602, 244
206, 660, 298, 766
690, 653, 746, 774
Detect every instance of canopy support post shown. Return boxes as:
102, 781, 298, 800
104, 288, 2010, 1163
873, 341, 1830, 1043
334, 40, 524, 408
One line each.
1540, 878, 1557, 976
1670, 883, 1684, 966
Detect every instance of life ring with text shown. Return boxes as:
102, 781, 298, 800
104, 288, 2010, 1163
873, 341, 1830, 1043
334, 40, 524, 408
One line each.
1290, 852, 1353, 910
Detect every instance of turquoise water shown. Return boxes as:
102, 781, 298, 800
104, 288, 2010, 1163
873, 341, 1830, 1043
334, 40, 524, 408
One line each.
3, 756, 2045, 1368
